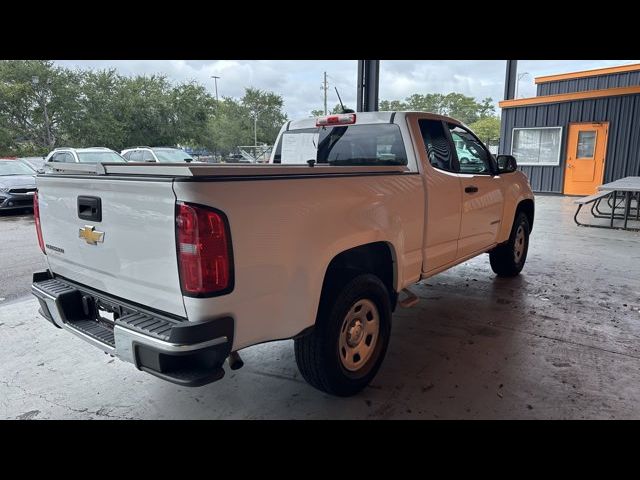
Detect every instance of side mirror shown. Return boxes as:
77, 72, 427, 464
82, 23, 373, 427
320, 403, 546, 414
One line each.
496, 154, 518, 173
185, 158, 192, 163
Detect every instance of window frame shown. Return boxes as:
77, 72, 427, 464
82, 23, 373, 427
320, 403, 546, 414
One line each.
510, 126, 563, 167
141, 149, 156, 162
446, 122, 497, 176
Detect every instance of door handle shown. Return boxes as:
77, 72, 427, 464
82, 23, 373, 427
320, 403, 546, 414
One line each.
465, 186, 479, 194
78, 196, 102, 222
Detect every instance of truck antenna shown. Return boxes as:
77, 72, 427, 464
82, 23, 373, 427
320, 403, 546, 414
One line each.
335, 87, 355, 114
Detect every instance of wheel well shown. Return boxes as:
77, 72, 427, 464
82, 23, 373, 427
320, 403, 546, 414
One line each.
323, 242, 397, 310
516, 199, 534, 233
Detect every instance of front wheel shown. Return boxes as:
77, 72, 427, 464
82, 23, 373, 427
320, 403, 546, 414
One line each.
294, 273, 392, 396
489, 212, 530, 277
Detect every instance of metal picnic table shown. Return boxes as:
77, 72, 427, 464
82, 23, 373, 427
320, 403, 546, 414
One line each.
598, 176, 640, 230
574, 176, 640, 231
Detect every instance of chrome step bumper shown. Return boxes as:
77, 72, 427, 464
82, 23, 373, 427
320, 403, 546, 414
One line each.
32, 271, 234, 387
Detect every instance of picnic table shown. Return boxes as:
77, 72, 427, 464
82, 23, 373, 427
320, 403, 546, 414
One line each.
574, 176, 640, 231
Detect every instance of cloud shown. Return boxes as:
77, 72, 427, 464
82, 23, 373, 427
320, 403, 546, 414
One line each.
54, 59, 640, 119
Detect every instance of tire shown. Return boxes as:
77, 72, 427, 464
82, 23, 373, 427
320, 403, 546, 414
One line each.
294, 273, 392, 397
489, 211, 530, 277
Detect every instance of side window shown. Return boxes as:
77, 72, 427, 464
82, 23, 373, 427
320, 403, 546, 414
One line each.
129, 150, 142, 162
419, 119, 456, 172
447, 124, 493, 175
122, 151, 131, 160
52, 152, 73, 162
141, 150, 155, 162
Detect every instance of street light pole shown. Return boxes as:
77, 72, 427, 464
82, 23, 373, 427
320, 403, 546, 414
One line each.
515, 72, 530, 98
253, 111, 258, 148
210, 75, 220, 102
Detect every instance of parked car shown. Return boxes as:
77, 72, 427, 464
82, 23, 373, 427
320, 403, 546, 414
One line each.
121, 146, 196, 163
31, 111, 534, 396
225, 153, 251, 163
0, 159, 37, 211
20, 156, 47, 171
44, 147, 127, 167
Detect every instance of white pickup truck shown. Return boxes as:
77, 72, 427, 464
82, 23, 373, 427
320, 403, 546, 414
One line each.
31, 111, 534, 396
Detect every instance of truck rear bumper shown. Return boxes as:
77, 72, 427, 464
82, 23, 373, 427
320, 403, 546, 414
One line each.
31, 271, 234, 387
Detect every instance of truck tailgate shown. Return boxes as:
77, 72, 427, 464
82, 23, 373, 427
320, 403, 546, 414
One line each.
36, 176, 186, 317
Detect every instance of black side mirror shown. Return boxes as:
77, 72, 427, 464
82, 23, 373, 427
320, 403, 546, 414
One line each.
185, 158, 192, 163
496, 154, 518, 173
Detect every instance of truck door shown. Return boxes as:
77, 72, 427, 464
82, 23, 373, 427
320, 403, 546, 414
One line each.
446, 123, 504, 258
417, 118, 463, 274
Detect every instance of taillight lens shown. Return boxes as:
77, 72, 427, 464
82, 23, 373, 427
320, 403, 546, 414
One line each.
34, 191, 45, 254
176, 202, 233, 296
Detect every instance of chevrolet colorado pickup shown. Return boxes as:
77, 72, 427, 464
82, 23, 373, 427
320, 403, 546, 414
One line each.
31, 111, 534, 396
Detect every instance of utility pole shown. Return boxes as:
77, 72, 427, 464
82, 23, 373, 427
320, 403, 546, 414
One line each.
211, 75, 220, 102
322, 72, 329, 115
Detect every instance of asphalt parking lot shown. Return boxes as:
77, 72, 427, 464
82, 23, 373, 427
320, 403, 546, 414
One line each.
0, 209, 46, 304
1, 195, 640, 419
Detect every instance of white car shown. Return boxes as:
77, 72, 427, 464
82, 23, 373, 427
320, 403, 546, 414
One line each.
32, 112, 534, 396
121, 146, 196, 163
44, 147, 127, 166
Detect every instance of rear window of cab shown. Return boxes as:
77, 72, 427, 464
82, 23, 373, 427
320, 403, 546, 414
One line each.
272, 124, 407, 166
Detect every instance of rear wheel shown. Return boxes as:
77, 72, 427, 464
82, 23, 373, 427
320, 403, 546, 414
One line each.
489, 212, 530, 277
294, 273, 392, 396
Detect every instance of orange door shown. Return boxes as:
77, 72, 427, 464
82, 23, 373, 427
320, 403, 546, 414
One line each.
563, 123, 609, 195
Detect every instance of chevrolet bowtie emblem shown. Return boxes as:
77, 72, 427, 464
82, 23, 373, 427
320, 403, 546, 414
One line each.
79, 225, 105, 245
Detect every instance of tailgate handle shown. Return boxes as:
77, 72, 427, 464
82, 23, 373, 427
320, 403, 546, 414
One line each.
78, 196, 102, 222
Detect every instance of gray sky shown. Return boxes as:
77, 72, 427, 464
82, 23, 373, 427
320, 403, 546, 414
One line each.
54, 60, 640, 119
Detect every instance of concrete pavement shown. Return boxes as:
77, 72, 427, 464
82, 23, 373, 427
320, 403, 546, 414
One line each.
1, 195, 640, 419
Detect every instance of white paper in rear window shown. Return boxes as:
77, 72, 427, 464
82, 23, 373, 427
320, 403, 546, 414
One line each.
280, 132, 319, 164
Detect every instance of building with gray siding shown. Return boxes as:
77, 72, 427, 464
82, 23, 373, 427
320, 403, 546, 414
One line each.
499, 63, 640, 195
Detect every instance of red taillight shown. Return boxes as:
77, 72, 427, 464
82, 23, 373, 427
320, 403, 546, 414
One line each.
316, 113, 356, 126
34, 191, 45, 254
176, 202, 232, 296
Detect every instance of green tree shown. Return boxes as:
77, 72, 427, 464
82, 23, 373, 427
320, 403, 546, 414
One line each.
468, 116, 501, 143
206, 88, 287, 156
206, 97, 254, 154
241, 87, 288, 145
67, 69, 128, 149
379, 92, 496, 125
379, 99, 409, 111
0, 60, 82, 155
405, 93, 445, 113
478, 97, 496, 119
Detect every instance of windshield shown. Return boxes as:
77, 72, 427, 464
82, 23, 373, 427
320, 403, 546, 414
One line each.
153, 149, 194, 163
272, 124, 407, 166
76, 152, 126, 163
0, 161, 35, 176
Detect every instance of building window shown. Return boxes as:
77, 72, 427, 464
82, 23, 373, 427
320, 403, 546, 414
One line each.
511, 127, 562, 166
